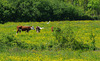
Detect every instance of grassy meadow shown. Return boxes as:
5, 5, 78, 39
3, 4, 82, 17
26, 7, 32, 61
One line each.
0, 20, 100, 61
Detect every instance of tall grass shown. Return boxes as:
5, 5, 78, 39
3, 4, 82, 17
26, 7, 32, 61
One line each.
0, 21, 100, 61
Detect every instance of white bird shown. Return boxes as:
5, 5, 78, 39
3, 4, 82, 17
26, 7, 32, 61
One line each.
47, 21, 50, 24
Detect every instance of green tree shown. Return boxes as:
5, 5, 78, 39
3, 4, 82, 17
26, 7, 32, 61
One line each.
36, 0, 53, 21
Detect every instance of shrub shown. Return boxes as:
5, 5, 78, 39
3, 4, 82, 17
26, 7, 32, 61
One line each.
89, 31, 96, 50
0, 33, 47, 50
52, 27, 90, 50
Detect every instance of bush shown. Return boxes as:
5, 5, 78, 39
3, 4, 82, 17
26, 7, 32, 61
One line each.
89, 31, 96, 50
52, 27, 90, 50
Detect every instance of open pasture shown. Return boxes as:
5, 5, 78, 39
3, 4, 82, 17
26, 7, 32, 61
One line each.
0, 21, 100, 61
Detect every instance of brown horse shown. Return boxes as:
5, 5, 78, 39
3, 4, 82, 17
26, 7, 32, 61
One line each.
51, 26, 54, 32
16, 26, 35, 34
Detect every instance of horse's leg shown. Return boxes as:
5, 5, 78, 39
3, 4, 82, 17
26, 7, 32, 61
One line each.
16, 29, 19, 35
17, 29, 21, 33
27, 30, 29, 32
19, 30, 21, 33
17, 30, 18, 33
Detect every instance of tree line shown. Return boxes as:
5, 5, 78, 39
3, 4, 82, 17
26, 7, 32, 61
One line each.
0, 0, 100, 23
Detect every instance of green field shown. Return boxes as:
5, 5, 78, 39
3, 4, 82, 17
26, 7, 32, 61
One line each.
0, 21, 100, 61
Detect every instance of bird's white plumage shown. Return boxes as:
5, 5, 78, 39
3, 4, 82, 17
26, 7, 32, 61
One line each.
47, 21, 50, 24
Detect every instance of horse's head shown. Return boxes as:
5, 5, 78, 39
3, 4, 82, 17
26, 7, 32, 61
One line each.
31, 26, 35, 30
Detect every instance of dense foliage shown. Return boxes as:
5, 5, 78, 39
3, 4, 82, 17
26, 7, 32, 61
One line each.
0, 0, 100, 23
